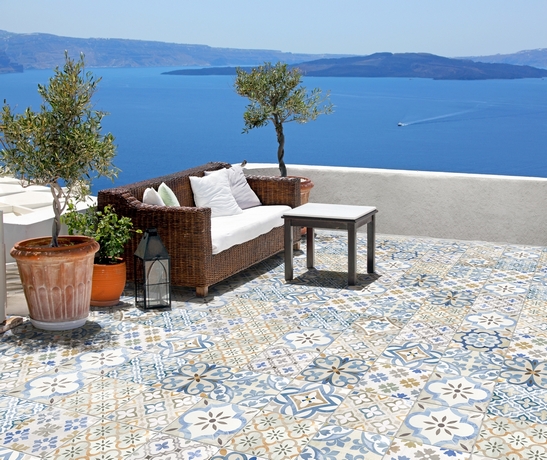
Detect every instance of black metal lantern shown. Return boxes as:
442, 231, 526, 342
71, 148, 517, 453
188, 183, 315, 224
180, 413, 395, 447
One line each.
134, 228, 171, 309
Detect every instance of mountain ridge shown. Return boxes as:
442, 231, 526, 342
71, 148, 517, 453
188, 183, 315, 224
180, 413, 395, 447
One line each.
0, 29, 349, 72
464, 48, 547, 69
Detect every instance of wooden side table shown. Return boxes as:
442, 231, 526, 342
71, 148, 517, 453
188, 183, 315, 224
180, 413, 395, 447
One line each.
282, 203, 378, 285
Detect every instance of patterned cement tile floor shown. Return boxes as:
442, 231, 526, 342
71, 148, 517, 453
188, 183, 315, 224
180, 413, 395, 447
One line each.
1, 230, 547, 459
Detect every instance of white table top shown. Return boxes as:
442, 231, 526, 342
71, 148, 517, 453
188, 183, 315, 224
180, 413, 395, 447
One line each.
283, 203, 377, 220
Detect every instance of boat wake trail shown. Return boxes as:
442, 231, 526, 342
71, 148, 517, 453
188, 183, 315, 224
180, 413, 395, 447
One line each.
405, 109, 473, 125
398, 106, 484, 127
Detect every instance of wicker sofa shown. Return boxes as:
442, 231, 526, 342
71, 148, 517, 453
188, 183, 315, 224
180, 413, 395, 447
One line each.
97, 162, 301, 297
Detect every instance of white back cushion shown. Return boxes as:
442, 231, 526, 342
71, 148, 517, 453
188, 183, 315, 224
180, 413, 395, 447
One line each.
205, 165, 261, 210
189, 168, 242, 217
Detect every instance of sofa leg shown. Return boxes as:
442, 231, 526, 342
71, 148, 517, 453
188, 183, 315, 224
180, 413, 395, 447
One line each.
293, 241, 301, 251
196, 286, 208, 297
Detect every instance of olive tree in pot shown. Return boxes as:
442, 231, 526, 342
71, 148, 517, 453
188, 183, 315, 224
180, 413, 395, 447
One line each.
0, 52, 118, 331
63, 204, 141, 307
234, 61, 333, 205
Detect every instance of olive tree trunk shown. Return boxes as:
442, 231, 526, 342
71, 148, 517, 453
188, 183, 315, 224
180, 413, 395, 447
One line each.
50, 182, 65, 247
274, 116, 287, 177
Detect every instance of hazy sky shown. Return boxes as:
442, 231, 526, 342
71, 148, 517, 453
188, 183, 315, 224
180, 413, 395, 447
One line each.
1, 0, 546, 57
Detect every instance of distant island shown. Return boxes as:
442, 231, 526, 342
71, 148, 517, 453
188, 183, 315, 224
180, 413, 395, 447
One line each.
164, 53, 547, 80
0, 29, 348, 73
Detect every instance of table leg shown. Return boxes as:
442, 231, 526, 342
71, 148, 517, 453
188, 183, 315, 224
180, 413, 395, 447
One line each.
367, 214, 375, 273
348, 222, 357, 285
306, 227, 315, 269
284, 220, 294, 281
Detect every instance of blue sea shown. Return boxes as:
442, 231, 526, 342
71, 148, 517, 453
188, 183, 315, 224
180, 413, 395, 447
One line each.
1, 67, 546, 192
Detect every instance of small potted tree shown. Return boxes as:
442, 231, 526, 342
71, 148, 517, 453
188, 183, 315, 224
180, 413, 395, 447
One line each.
63, 204, 141, 307
234, 61, 333, 204
0, 52, 118, 330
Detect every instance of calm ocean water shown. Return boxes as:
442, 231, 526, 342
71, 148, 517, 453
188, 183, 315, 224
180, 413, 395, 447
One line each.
1, 67, 546, 192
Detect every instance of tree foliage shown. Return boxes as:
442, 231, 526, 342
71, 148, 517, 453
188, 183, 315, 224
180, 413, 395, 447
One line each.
235, 62, 333, 177
0, 52, 118, 246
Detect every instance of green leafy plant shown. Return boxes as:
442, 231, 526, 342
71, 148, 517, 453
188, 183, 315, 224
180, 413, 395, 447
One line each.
0, 52, 118, 247
235, 61, 333, 177
63, 203, 141, 264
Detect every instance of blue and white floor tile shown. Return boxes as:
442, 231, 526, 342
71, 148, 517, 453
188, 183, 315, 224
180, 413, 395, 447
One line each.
263, 380, 351, 423
105, 352, 186, 385
108, 388, 201, 431
7, 368, 99, 404
164, 398, 259, 447
396, 401, 484, 452
384, 438, 471, 460
246, 345, 318, 377
60, 347, 140, 375
131, 433, 219, 459
328, 390, 413, 436
435, 347, 503, 381
488, 381, 547, 424
378, 341, 444, 369
296, 355, 369, 388
44, 419, 156, 459
0, 395, 47, 433
0, 446, 39, 459
298, 424, 390, 459
56, 375, 147, 417
3, 231, 547, 457
474, 414, 547, 459
0, 406, 99, 457
356, 361, 431, 400
149, 332, 217, 358
417, 371, 495, 412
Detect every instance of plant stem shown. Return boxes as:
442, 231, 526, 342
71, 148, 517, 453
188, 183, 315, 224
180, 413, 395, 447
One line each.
50, 182, 65, 247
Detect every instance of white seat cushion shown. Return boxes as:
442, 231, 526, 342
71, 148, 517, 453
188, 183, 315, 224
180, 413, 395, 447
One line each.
211, 205, 291, 254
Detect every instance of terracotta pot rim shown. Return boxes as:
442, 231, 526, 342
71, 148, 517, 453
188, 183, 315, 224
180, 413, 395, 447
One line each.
94, 259, 125, 267
287, 175, 314, 189
12, 235, 98, 252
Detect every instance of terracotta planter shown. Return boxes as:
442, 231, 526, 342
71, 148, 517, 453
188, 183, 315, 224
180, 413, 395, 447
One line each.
91, 261, 127, 307
289, 176, 314, 205
10, 236, 99, 331
288, 176, 314, 235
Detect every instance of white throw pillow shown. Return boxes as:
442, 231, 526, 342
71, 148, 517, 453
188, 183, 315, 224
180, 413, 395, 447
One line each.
189, 168, 243, 217
204, 165, 261, 209
158, 182, 180, 207
143, 187, 165, 206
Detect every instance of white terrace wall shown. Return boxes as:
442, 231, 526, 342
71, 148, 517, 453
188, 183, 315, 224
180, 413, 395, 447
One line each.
246, 163, 547, 247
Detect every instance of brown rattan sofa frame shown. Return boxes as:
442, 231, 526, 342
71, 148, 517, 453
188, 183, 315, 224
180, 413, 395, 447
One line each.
97, 162, 301, 297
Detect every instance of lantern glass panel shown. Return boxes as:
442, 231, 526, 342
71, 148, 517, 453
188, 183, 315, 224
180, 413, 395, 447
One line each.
144, 259, 170, 307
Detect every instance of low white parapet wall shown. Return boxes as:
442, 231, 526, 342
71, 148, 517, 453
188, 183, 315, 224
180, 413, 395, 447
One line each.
0, 177, 97, 262
246, 163, 547, 247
